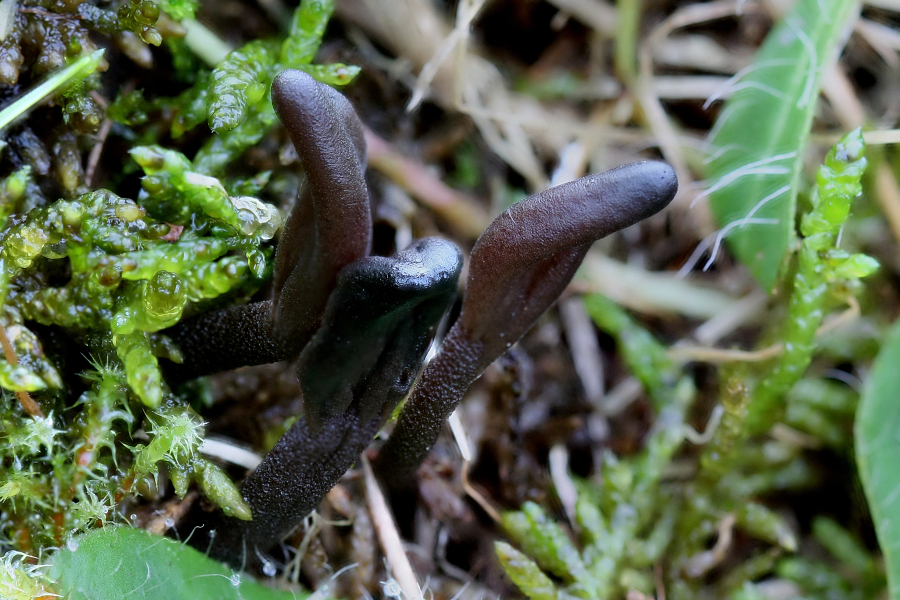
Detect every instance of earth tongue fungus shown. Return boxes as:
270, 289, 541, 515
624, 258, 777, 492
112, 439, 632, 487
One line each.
169, 69, 678, 567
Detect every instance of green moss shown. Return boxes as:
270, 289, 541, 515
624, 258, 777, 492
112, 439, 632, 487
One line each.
0, 1, 354, 570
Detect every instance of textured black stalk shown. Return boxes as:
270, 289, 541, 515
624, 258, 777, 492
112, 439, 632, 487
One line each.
163, 301, 286, 383
201, 411, 381, 567
201, 239, 462, 566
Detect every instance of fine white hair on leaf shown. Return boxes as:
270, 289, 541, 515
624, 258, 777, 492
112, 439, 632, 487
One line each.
307, 563, 359, 600
737, 185, 792, 227
680, 184, 790, 275
703, 142, 747, 166
785, 17, 820, 108
720, 80, 789, 105
692, 151, 796, 208
704, 100, 750, 148
677, 234, 717, 278
703, 217, 780, 271
702, 58, 796, 109
124, 563, 153, 597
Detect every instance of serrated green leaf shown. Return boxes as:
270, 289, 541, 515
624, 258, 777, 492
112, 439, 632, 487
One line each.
705, 0, 858, 290
502, 502, 593, 589
856, 319, 900, 599
49, 527, 312, 600
495, 541, 562, 600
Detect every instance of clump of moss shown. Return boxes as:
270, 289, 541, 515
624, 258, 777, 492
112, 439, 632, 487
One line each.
0, 147, 277, 551
0, 0, 354, 573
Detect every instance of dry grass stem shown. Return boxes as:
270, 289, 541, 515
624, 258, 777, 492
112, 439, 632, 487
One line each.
671, 297, 862, 364
549, 444, 578, 524
85, 117, 112, 187
875, 162, 900, 245
460, 459, 501, 524
364, 127, 490, 238
362, 456, 423, 600
545, 0, 618, 37
560, 296, 605, 404
579, 252, 740, 319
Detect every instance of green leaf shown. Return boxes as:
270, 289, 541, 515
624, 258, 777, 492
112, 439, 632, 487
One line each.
495, 541, 562, 600
0, 361, 47, 392
194, 457, 253, 520
584, 294, 679, 409
811, 516, 875, 576
296, 63, 360, 87
280, 0, 334, 67
501, 502, 602, 597
160, 0, 199, 20
207, 40, 277, 133
856, 319, 900, 599
704, 0, 858, 290
49, 527, 311, 600
116, 331, 163, 408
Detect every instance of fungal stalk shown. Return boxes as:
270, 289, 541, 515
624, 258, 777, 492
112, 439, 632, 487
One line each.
202, 238, 461, 565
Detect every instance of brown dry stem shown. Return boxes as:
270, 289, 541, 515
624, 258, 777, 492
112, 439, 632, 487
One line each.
0, 324, 43, 417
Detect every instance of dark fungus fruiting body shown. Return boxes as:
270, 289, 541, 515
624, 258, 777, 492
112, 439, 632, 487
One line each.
165, 69, 372, 380
165, 69, 677, 568
198, 237, 462, 566
167, 70, 463, 565
374, 162, 678, 481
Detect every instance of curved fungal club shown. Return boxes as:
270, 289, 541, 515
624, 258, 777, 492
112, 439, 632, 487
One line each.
374, 161, 678, 481
165, 69, 677, 567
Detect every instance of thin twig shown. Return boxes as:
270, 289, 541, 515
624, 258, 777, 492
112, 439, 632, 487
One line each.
670, 296, 861, 364
85, 117, 112, 187
0, 325, 43, 417
362, 455, 423, 600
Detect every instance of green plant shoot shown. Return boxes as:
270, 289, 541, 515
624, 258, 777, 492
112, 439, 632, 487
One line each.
705, 0, 858, 290
0, 49, 104, 133
748, 128, 876, 431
